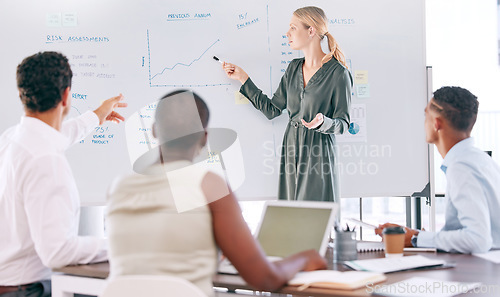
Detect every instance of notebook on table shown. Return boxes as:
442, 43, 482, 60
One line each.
288, 270, 386, 291
218, 200, 338, 274
357, 241, 385, 252
357, 241, 437, 253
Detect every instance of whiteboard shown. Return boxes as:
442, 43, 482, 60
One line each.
0, 0, 428, 204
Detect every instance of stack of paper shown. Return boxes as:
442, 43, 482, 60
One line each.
473, 250, 500, 264
345, 255, 445, 273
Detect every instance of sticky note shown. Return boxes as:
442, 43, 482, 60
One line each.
356, 84, 370, 98
63, 13, 78, 27
46, 13, 62, 27
235, 91, 249, 105
354, 70, 369, 84
207, 151, 221, 164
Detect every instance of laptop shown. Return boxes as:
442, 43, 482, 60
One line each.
218, 200, 338, 274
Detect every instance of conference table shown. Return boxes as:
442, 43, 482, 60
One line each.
53, 249, 500, 297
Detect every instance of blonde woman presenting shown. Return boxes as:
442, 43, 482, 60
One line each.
223, 6, 352, 201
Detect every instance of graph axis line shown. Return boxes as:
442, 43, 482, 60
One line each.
147, 29, 152, 87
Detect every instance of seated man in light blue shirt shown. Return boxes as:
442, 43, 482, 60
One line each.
376, 86, 500, 253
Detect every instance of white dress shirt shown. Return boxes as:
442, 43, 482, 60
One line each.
0, 111, 107, 285
417, 138, 500, 253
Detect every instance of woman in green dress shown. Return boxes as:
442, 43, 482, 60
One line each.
223, 6, 352, 202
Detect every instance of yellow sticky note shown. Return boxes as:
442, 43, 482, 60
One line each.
354, 70, 369, 84
235, 91, 249, 105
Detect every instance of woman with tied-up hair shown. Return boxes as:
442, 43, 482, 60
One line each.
222, 6, 352, 202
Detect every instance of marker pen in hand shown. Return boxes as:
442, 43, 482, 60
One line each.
215, 56, 235, 74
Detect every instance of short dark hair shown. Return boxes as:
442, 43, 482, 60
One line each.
155, 90, 210, 149
430, 86, 479, 132
16, 51, 72, 112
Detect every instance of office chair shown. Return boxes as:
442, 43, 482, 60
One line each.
99, 275, 208, 297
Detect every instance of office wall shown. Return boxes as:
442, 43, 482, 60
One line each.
426, 0, 500, 193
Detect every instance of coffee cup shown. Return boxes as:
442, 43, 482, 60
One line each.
382, 226, 406, 257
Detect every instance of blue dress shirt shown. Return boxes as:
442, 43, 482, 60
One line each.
417, 138, 500, 253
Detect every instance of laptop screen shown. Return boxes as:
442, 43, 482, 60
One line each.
255, 202, 337, 258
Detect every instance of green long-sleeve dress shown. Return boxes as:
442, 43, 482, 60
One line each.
240, 57, 352, 201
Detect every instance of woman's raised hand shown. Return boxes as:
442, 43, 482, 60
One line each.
222, 62, 249, 84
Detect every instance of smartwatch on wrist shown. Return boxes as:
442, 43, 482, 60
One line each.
411, 233, 419, 247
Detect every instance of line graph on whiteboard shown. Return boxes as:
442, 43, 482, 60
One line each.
147, 29, 230, 87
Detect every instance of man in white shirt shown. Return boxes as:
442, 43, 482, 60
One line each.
0, 51, 127, 296
376, 86, 500, 253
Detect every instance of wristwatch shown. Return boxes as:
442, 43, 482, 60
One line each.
411, 233, 418, 247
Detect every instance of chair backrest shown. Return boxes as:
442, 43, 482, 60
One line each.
99, 275, 208, 297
